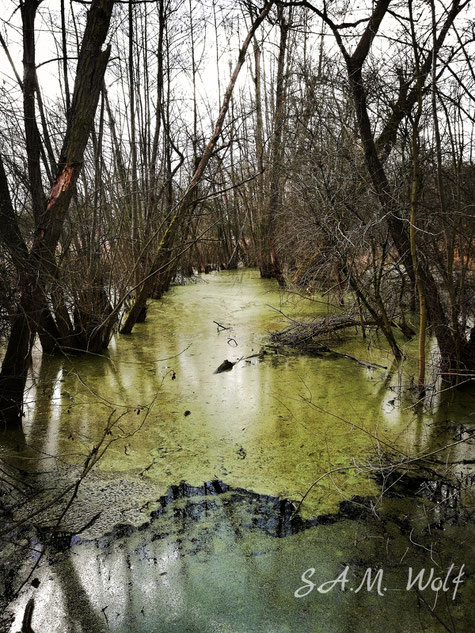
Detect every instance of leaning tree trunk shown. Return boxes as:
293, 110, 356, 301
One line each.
120, 0, 276, 335
322, 0, 468, 381
0, 0, 115, 428
345, 8, 470, 381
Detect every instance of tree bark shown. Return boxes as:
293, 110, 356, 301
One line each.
259, 6, 288, 285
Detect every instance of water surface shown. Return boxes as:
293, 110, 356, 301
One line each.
2, 269, 474, 632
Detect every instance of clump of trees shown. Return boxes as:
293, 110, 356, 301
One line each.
275, 0, 475, 390
1, 0, 474, 427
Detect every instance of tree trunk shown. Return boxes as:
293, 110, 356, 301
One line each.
259, 6, 287, 285
338, 0, 465, 379
0, 0, 115, 428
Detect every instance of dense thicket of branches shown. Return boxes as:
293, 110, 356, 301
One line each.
0, 0, 474, 426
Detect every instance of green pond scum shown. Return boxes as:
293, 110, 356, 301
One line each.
1, 269, 474, 632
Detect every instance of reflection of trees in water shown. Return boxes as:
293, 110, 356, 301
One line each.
1, 400, 155, 631
52, 551, 109, 633
28, 483, 305, 629
4, 472, 472, 632
116, 485, 287, 630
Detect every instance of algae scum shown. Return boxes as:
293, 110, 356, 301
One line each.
2, 270, 475, 632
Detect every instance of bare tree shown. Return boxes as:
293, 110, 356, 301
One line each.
0, 0, 115, 427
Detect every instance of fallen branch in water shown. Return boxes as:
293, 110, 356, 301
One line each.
213, 320, 230, 331
330, 350, 387, 370
272, 311, 414, 349
272, 315, 377, 341
270, 314, 390, 369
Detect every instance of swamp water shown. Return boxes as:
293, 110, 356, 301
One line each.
1, 269, 474, 632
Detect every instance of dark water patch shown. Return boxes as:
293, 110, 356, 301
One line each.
5, 478, 475, 633
80, 468, 475, 559
373, 468, 475, 528
81, 479, 385, 552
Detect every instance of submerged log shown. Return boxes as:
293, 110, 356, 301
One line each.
214, 359, 234, 373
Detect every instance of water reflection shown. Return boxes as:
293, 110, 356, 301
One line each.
9, 480, 473, 633
1, 270, 472, 519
